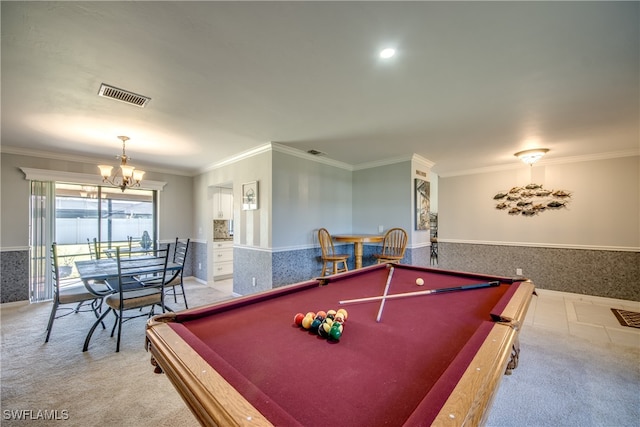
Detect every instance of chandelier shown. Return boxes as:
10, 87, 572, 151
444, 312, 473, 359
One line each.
98, 136, 145, 192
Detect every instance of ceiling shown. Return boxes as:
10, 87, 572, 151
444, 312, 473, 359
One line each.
1, 1, 638, 177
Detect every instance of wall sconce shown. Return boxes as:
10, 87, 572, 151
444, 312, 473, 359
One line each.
514, 148, 549, 165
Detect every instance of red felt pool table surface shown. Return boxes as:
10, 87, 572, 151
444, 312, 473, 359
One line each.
146, 264, 534, 427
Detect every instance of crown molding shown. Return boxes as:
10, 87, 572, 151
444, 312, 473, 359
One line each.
198, 143, 274, 173
1, 145, 191, 177
19, 167, 167, 191
437, 149, 640, 178
271, 143, 354, 170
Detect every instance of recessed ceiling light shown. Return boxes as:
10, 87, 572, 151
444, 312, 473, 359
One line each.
379, 48, 396, 59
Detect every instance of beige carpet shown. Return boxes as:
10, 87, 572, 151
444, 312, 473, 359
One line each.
1, 279, 232, 426
3, 279, 638, 426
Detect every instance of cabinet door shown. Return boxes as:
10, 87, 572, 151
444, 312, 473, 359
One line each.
221, 188, 233, 219
213, 190, 224, 218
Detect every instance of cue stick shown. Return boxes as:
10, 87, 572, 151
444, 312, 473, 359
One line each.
339, 281, 500, 305
375, 265, 395, 322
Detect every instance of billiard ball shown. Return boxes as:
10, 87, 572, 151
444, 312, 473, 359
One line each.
326, 309, 337, 320
416, 278, 424, 286
294, 313, 305, 326
310, 317, 323, 332
318, 318, 333, 338
301, 314, 314, 330
329, 323, 343, 341
336, 308, 348, 321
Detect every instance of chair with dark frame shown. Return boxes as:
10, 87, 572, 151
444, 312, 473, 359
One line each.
82, 244, 172, 352
89, 237, 101, 259
164, 238, 190, 308
374, 227, 408, 264
45, 243, 110, 343
318, 228, 350, 276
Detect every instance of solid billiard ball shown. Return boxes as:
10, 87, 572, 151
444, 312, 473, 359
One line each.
294, 313, 305, 326
329, 323, 343, 341
416, 278, 424, 286
301, 314, 314, 330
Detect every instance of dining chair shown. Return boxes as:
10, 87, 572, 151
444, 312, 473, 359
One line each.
164, 238, 190, 308
374, 227, 408, 264
87, 237, 100, 259
45, 243, 110, 343
318, 228, 350, 276
82, 244, 171, 352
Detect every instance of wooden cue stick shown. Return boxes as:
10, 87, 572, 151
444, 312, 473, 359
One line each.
375, 265, 395, 322
339, 281, 500, 305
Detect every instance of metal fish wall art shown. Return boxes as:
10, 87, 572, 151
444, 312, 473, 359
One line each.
493, 184, 571, 216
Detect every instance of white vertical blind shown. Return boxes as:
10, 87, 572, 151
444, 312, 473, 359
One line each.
29, 181, 55, 302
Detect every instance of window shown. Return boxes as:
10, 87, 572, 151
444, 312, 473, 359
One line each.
29, 182, 157, 302
55, 184, 156, 254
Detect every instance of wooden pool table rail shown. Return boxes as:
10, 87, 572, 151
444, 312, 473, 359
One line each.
146, 320, 272, 427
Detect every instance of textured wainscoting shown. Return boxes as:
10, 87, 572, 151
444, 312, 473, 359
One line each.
229, 244, 439, 298
0, 249, 29, 303
233, 247, 273, 295
272, 247, 322, 286
190, 240, 207, 282
438, 242, 640, 301
408, 245, 431, 267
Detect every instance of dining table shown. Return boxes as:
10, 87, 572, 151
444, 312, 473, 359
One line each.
76, 257, 182, 292
76, 255, 183, 351
332, 233, 384, 269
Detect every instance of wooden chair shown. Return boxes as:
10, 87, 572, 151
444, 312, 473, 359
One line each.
318, 228, 350, 276
164, 238, 190, 308
374, 227, 408, 264
83, 244, 171, 352
45, 243, 110, 343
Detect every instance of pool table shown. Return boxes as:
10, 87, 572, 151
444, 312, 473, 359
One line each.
146, 264, 534, 426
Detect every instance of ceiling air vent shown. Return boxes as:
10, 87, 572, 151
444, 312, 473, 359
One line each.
307, 149, 326, 156
98, 83, 151, 108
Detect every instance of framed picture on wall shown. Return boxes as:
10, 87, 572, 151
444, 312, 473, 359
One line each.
242, 181, 259, 210
415, 178, 430, 230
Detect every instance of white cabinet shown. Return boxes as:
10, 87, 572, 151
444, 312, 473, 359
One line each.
213, 188, 233, 219
213, 240, 233, 278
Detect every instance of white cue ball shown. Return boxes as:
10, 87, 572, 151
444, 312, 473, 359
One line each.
416, 278, 424, 286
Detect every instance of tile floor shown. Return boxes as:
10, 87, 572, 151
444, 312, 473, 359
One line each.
525, 288, 640, 348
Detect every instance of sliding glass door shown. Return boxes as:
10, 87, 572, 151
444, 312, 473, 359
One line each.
56, 183, 156, 253
30, 182, 156, 302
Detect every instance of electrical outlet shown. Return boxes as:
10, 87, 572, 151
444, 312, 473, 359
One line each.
378, 225, 384, 233
516, 268, 523, 276
198, 263, 202, 270
252, 277, 257, 287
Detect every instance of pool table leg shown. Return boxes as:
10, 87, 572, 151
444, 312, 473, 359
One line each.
505, 336, 520, 375
150, 354, 164, 374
